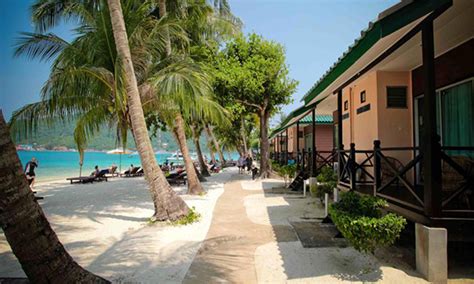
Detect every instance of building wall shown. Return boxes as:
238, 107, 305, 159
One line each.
412, 38, 474, 97
376, 71, 414, 176
302, 124, 334, 152
342, 71, 379, 150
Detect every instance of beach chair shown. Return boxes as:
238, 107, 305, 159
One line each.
95, 170, 108, 182
66, 169, 108, 184
105, 166, 119, 178
66, 176, 95, 184
166, 170, 187, 185
122, 166, 141, 177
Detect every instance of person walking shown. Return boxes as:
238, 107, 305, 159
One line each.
24, 157, 38, 189
245, 154, 253, 173
238, 155, 245, 174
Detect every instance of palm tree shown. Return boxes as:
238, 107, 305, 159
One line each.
190, 123, 211, 177
0, 113, 108, 283
11, 0, 190, 221
107, 0, 190, 220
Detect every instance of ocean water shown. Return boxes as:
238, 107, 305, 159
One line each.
18, 150, 238, 183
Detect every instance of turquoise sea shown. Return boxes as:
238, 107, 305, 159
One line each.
18, 151, 238, 183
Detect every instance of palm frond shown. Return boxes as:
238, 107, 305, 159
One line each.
14, 32, 69, 61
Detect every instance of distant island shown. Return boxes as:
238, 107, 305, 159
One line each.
13, 119, 204, 153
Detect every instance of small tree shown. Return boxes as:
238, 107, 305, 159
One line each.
214, 34, 297, 178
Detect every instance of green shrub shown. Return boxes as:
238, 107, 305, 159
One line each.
280, 164, 297, 186
329, 191, 407, 253
317, 166, 337, 183
316, 181, 336, 200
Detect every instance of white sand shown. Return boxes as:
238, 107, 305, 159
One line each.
254, 242, 427, 284
241, 179, 428, 284
0, 167, 236, 283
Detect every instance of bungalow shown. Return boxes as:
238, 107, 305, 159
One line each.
270, 113, 334, 172
277, 0, 473, 281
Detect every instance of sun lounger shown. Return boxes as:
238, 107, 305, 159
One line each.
105, 166, 119, 178
121, 167, 141, 177
67, 170, 108, 184
166, 170, 187, 185
66, 176, 96, 184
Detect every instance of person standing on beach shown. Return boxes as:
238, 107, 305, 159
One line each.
24, 157, 38, 189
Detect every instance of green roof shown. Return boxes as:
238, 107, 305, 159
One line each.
269, 104, 333, 139
302, 0, 452, 105
300, 114, 333, 124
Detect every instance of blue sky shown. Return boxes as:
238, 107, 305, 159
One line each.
0, 0, 398, 122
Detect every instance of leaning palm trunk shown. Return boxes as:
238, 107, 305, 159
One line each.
205, 124, 226, 165
107, 0, 189, 220
0, 114, 109, 283
191, 125, 211, 177
172, 114, 205, 194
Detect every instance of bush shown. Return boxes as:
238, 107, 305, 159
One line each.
329, 191, 407, 253
280, 164, 297, 186
316, 181, 336, 201
317, 166, 337, 183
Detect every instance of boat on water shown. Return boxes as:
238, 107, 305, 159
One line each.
165, 151, 197, 164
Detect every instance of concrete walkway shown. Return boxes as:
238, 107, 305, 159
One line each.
183, 172, 433, 284
183, 173, 282, 283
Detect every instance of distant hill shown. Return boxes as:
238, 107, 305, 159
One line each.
13, 119, 205, 152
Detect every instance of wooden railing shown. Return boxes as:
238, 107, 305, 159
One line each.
335, 141, 474, 222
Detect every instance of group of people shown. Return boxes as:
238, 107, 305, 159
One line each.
237, 154, 252, 174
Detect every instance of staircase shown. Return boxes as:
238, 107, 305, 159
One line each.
289, 169, 310, 191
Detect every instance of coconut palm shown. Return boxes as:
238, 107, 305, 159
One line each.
0, 114, 108, 283
147, 0, 239, 194
11, 0, 191, 220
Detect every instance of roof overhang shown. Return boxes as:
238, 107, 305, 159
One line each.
308, 0, 473, 114
302, 0, 453, 106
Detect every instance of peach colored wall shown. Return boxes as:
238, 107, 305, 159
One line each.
376, 71, 414, 180
342, 71, 379, 150
339, 70, 415, 182
376, 71, 413, 148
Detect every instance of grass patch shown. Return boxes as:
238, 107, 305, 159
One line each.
172, 206, 201, 226
146, 206, 201, 226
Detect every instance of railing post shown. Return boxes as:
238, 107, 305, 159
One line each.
302, 149, 306, 171
373, 140, 381, 196
337, 144, 344, 183
350, 143, 356, 191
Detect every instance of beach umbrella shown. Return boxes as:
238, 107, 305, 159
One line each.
106, 148, 132, 172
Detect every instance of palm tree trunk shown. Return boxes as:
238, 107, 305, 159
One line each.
208, 140, 217, 164
172, 114, 205, 194
205, 124, 226, 165
158, 0, 172, 55
191, 125, 211, 177
0, 114, 109, 283
107, 0, 189, 220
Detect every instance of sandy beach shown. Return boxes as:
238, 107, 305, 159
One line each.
2, 168, 472, 283
0, 168, 234, 283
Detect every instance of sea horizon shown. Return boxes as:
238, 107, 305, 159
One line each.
18, 150, 238, 183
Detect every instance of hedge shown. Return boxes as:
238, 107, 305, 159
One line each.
329, 191, 407, 253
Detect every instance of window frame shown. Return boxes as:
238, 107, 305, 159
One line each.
360, 90, 366, 103
386, 86, 408, 109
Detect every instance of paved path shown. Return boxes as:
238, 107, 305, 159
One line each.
183, 173, 294, 283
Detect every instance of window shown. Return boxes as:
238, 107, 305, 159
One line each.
360, 90, 366, 103
344, 100, 348, 110
440, 80, 474, 157
387, 86, 407, 108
